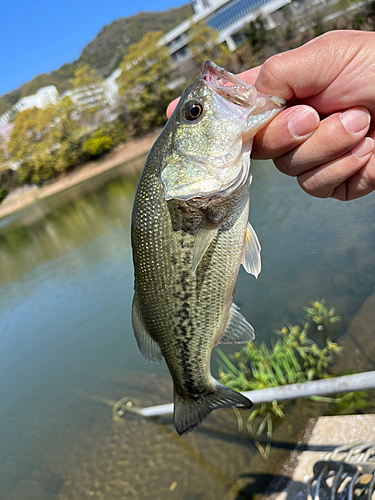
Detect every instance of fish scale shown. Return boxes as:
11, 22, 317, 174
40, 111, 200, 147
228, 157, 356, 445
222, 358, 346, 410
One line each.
131, 61, 285, 434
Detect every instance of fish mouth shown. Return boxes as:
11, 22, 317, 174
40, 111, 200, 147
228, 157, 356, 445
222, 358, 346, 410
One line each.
201, 60, 250, 88
200, 60, 286, 109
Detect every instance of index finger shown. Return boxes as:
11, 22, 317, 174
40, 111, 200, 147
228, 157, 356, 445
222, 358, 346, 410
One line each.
166, 98, 179, 119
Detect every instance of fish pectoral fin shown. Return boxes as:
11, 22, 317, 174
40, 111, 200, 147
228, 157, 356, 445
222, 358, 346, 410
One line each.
132, 294, 163, 363
241, 222, 261, 278
174, 383, 252, 435
192, 216, 220, 275
220, 303, 255, 344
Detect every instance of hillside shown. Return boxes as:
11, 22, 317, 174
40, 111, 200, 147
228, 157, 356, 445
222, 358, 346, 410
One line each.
0, 3, 193, 116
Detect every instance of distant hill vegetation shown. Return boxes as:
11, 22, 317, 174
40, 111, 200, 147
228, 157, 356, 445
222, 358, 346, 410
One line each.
0, 4, 193, 116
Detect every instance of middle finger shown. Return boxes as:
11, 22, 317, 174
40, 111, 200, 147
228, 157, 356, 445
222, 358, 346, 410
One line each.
274, 107, 371, 177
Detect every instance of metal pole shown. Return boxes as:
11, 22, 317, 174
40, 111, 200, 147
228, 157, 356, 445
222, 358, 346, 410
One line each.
130, 371, 375, 418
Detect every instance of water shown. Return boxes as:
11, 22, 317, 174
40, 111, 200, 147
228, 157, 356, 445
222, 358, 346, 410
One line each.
0, 156, 374, 500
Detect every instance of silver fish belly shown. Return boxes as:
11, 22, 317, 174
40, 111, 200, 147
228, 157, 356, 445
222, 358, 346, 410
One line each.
131, 61, 285, 435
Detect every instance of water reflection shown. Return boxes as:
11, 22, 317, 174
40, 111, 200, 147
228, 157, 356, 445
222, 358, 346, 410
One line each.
0, 164, 141, 288
0, 156, 374, 500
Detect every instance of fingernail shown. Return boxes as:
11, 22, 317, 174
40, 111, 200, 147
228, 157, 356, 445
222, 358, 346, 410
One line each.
288, 108, 319, 138
340, 108, 370, 134
352, 137, 374, 159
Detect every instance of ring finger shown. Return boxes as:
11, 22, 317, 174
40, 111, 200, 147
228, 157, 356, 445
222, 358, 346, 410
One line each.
297, 136, 374, 198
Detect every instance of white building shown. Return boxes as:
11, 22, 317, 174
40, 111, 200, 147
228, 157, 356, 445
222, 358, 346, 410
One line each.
104, 68, 121, 104
13, 85, 59, 113
161, 0, 291, 65
0, 110, 12, 126
0, 85, 59, 125
60, 68, 121, 110
0, 69, 121, 126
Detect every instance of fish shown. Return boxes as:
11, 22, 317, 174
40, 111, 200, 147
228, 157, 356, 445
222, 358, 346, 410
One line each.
131, 61, 285, 435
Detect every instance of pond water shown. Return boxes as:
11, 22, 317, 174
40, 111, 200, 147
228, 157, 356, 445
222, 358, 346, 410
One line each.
0, 154, 374, 500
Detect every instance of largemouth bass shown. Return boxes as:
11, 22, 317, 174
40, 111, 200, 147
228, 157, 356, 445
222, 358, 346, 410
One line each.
131, 61, 285, 435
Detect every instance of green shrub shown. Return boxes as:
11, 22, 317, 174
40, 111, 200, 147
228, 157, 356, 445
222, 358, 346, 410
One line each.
81, 130, 114, 157
0, 168, 19, 201
0, 186, 7, 203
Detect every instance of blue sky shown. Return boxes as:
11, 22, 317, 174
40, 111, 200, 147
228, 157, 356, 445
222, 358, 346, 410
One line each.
0, 0, 187, 98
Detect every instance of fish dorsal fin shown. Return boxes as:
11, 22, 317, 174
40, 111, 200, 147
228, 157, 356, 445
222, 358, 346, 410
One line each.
241, 222, 261, 278
192, 215, 220, 275
220, 303, 255, 344
132, 293, 163, 363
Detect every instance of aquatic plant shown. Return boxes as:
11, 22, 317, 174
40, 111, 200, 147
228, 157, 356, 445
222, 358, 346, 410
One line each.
216, 301, 343, 457
304, 299, 341, 344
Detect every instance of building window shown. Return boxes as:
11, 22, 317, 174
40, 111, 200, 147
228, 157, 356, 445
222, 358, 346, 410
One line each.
171, 45, 190, 62
206, 0, 266, 32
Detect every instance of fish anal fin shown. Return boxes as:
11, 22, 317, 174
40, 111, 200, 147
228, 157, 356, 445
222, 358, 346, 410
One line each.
192, 216, 220, 275
220, 303, 255, 344
241, 222, 261, 278
174, 383, 252, 435
132, 294, 163, 363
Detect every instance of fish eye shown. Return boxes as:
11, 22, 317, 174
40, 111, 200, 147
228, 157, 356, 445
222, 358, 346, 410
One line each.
183, 101, 203, 121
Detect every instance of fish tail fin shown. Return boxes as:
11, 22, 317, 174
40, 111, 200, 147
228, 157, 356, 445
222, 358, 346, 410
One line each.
173, 383, 252, 435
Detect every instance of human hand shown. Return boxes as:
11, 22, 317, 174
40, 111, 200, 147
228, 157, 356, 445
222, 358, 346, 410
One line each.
249, 30, 375, 201
167, 31, 375, 201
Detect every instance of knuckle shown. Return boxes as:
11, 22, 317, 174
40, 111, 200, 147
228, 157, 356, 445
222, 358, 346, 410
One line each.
273, 153, 297, 176
297, 172, 314, 192
315, 31, 335, 42
257, 54, 291, 97
297, 169, 333, 198
297, 175, 329, 198
273, 155, 293, 177
261, 55, 282, 82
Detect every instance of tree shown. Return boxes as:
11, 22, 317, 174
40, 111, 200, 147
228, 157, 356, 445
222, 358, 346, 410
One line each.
248, 16, 268, 53
69, 64, 100, 89
7, 98, 82, 184
0, 168, 19, 202
352, 13, 364, 30
0, 135, 7, 164
117, 31, 172, 134
188, 21, 229, 67
69, 64, 107, 129
312, 13, 326, 38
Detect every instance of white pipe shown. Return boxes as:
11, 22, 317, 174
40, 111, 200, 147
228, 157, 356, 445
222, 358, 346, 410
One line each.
131, 371, 375, 418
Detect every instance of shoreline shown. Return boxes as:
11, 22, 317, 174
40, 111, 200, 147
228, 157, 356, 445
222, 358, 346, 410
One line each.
0, 129, 161, 221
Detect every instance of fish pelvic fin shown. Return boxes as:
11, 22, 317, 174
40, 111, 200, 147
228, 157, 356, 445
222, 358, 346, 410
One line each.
192, 215, 220, 276
241, 222, 261, 278
173, 383, 252, 435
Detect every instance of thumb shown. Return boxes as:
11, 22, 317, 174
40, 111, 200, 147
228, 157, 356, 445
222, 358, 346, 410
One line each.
254, 31, 362, 103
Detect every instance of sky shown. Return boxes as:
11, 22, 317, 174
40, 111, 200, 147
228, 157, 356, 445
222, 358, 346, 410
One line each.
0, 0, 187, 98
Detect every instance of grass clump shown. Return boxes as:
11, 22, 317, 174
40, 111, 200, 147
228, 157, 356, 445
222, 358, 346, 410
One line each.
216, 300, 343, 457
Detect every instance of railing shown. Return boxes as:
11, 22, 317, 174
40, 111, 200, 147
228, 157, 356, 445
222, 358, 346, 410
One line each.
125, 371, 375, 418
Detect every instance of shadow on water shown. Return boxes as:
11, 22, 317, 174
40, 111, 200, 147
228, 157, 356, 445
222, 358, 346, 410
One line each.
0, 157, 374, 499
156, 415, 336, 454
235, 473, 301, 500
